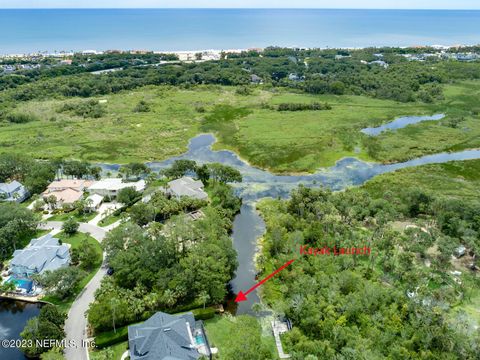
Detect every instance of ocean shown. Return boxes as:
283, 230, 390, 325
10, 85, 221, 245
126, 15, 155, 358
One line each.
0, 9, 479, 54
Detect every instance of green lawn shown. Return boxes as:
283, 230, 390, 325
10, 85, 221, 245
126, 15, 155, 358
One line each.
90, 341, 128, 360
204, 315, 278, 359
362, 159, 480, 202
2, 81, 480, 173
41, 231, 103, 313
99, 212, 123, 227
48, 210, 97, 223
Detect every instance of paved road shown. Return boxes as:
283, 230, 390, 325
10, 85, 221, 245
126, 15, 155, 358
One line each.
40, 221, 109, 360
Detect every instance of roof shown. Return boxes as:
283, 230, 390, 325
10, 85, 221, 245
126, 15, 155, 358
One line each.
0, 180, 24, 193
168, 177, 208, 200
88, 179, 146, 192
46, 179, 93, 191
11, 233, 70, 275
128, 312, 201, 360
44, 188, 83, 204
86, 194, 104, 207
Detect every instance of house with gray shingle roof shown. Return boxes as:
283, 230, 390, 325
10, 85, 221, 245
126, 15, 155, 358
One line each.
10, 233, 70, 278
0, 180, 29, 203
128, 311, 211, 360
167, 177, 208, 200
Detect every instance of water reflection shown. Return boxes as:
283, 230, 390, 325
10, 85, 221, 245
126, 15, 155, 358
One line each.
361, 113, 445, 136
0, 300, 42, 360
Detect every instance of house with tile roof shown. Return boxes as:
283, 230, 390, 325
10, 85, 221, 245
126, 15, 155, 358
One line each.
128, 311, 211, 360
0, 180, 29, 202
87, 178, 146, 199
42, 179, 94, 207
167, 177, 208, 200
10, 233, 70, 278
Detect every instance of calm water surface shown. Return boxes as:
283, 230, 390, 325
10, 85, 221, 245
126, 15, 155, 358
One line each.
361, 114, 445, 136
0, 300, 41, 360
1, 9, 480, 54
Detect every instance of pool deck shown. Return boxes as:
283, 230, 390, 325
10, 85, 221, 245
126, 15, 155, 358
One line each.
0, 293, 50, 304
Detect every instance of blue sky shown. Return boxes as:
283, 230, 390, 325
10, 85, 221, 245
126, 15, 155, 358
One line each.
1, 0, 479, 9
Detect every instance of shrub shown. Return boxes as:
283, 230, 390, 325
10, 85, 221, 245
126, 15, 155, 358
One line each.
191, 307, 216, 320
6, 112, 39, 124
62, 217, 79, 235
94, 325, 130, 348
59, 100, 106, 118
133, 100, 151, 113
277, 102, 332, 111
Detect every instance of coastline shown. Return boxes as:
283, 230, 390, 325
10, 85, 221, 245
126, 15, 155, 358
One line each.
2, 43, 477, 59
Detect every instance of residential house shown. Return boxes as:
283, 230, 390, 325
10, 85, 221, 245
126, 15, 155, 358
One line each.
42, 179, 94, 207
250, 74, 263, 84
0, 181, 29, 202
368, 60, 389, 69
288, 73, 304, 82
128, 311, 211, 360
87, 178, 146, 199
167, 177, 208, 200
10, 233, 70, 278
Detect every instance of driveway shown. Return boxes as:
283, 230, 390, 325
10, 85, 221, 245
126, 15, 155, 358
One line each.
40, 221, 107, 242
88, 202, 122, 227
39, 221, 112, 360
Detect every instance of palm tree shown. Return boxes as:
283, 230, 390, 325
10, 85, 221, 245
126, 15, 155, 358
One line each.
110, 298, 119, 333
162, 289, 176, 309
198, 291, 210, 309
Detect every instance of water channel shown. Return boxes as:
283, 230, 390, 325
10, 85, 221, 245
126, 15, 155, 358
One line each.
3, 113, 480, 345
99, 128, 480, 314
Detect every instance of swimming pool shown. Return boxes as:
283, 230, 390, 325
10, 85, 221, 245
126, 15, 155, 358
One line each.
194, 334, 205, 345
7, 277, 33, 292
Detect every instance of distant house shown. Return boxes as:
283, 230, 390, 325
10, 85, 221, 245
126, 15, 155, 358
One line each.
0, 181, 29, 202
167, 177, 208, 200
128, 311, 211, 360
454, 245, 466, 258
42, 179, 94, 206
250, 74, 263, 84
288, 73, 304, 82
87, 178, 146, 198
10, 234, 70, 278
368, 60, 389, 69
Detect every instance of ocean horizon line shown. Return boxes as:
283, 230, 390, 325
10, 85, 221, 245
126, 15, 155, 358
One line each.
1, 8, 480, 11
1, 9, 479, 54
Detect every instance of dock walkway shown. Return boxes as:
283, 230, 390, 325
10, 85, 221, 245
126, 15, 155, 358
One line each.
271, 320, 291, 359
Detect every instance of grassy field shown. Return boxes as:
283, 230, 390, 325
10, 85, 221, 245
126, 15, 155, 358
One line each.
2, 81, 480, 172
204, 314, 278, 359
362, 159, 480, 202
42, 231, 103, 313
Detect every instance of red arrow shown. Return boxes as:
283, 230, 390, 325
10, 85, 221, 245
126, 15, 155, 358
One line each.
235, 259, 295, 303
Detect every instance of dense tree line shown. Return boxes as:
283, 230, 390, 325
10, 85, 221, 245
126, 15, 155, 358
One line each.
257, 185, 480, 359
1, 47, 479, 116
0, 203, 38, 262
89, 206, 238, 332
87, 160, 241, 332
0, 154, 57, 194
